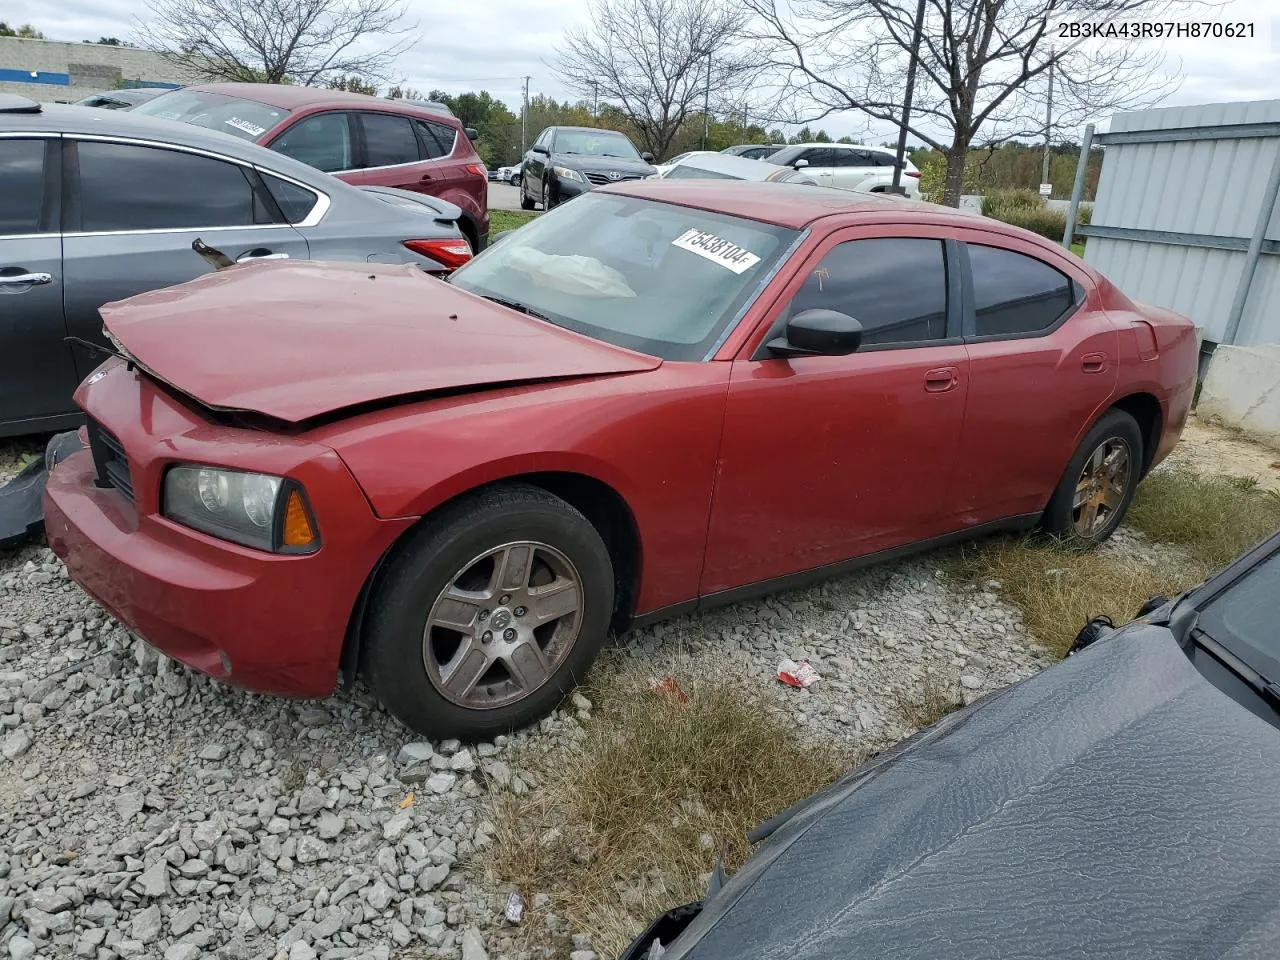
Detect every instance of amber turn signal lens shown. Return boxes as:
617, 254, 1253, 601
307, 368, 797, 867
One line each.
282, 489, 317, 548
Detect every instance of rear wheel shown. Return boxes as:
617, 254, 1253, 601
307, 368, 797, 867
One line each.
1042, 409, 1143, 545
361, 484, 614, 741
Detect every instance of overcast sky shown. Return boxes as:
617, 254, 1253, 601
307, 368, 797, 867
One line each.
10, 0, 1280, 141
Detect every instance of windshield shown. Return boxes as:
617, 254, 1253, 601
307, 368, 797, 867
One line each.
1197, 547, 1280, 683
449, 193, 798, 360
553, 130, 641, 159
766, 146, 804, 166
131, 90, 288, 141
664, 165, 741, 181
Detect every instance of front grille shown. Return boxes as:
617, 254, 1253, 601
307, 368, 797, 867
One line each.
585, 171, 643, 185
87, 419, 134, 504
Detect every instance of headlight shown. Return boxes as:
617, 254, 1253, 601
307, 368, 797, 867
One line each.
163, 466, 318, 553
552, 165, 586, 183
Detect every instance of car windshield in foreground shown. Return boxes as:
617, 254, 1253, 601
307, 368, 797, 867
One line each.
448, 192, 797, 360
553, 130, 641, 159
1196, 546, 1280, 686
131, 90, 288, 141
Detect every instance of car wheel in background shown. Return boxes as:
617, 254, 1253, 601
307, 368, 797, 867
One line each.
1042, 409, 1143, 545
361, 483, 614, 741
519, 177, 535, 210
543, 177, 558, 210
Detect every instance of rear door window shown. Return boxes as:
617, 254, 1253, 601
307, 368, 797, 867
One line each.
360, 113, 421, 167
271, 113, 354, 173
76, 141, 265, 231
968, 244, 1077, 338
0, 139, 46, 235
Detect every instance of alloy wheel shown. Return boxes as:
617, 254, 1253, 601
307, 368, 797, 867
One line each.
423, 541, 584, 709
1072, 438, 1131, 536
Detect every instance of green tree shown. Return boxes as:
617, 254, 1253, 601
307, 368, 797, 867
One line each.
0, 23, 46, 38
86, 37, 134, 45
327, 75, 379, 95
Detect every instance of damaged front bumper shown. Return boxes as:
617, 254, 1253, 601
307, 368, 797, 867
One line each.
0, 430, 86, 548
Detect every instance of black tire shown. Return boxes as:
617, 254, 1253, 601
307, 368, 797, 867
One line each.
361, 483, 614, 741
543, 177, 558, 210
519, 176, 535, 210
1042, 409, 1143, 545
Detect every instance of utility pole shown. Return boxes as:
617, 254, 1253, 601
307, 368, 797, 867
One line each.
890, 0, 926, 194
1041, 55, 1055, 194
521, 75, 530, 156
702, 53, 711, 150
591, 80, 599, 120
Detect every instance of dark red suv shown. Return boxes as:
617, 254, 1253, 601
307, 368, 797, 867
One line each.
133, 84, 490, 250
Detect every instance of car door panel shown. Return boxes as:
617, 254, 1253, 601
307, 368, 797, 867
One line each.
346, 112, 434, 194
953, 233, 1120, 524
0, 136, 79, 430
701, 228, 968, 595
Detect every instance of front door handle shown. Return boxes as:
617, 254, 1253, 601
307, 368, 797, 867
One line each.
1081, 352, 1108, 374
924, 366, 958, 392
0, 271, 53, 287
236, 250, 289, 263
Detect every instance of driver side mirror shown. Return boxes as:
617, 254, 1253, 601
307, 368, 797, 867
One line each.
464, 127, 479, 141
767, 309, 863, 357
531, 143, 550, 155
793, 158, 809, 169
641, 151, 655, 162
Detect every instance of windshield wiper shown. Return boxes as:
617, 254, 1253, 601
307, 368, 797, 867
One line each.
478, 294, 550, 322
601, 153, 633, 158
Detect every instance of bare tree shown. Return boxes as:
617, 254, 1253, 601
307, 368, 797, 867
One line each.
555, 0, 756, 160
137, 0, 415, 86
747, 0, 1201, 205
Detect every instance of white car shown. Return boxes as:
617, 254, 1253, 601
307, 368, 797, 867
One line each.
496, 165, 518, 183
651, 151, 821, 186
650, 150, 718, 177
766, 143, 922, 198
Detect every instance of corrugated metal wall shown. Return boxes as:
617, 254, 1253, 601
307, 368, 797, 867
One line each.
1082, 100, 1280, 346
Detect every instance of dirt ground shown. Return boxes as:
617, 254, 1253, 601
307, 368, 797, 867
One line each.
1165, 415, 1280, 492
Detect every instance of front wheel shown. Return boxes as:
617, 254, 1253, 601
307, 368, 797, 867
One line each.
543, 177, 559, 210
519, 176, 535, 210
361, 484, 614, 741
1042, 409, 1143, 545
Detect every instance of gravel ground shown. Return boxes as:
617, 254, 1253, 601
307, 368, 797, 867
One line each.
0, 433, 1156, 960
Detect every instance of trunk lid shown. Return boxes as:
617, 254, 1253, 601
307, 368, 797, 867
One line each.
99, 260, 660, 424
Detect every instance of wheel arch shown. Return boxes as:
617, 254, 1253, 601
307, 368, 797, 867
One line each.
339, 471, 643, 684
1109, 391, 1163, 477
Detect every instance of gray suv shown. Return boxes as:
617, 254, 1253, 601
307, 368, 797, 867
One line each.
0, 95, 472, 439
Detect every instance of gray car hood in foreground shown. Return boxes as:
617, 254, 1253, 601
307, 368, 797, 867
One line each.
666, 627, 1280, 960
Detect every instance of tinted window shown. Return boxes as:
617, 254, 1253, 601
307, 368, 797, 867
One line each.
969, 244, 1075, 337
827, 149, 864, 167
415, 119, 456, 159
360, 113, 421, 167
799, 148, 834, 166
1198, 549, 1280, 684
551, 129, 641, 159
0, 139, 45, 235
262, 173, 318, 224
131, 90, 287, 141
788, 238, 948, 346
271, 113, 353, 173
77, 142, 259, 231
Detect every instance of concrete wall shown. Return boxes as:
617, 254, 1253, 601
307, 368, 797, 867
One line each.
0, 37, 202, 102
1198, 344, 1280, 446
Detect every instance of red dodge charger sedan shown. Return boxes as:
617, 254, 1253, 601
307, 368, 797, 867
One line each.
44, 182, 1198, 740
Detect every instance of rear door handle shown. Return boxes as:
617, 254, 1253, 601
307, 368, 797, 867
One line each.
1081, 352, 1108, 373
924, 367, 958, 392
419, 171, 435, 182
236, 250, 289, 263
0, 271, 53, 287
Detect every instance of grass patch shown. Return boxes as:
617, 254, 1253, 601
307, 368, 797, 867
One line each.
1069, 241, 1085, 257
893, 676, 964, 731
489, 669, 851, 958
954, 538, 1192, 659
489, 209, 538, 234
1128, 468, 1280, 568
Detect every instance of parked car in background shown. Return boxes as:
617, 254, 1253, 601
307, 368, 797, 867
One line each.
496, 164, 520, 183
520, 125, 655, 209
768, 142, 922, 198
45, 180, 1196, 741
624, 529, 1280, 960
652, 152, 821, 186
0, 95, 472, 439
71, 87, 174, 110
721, 143, 785, 160
651, 150, 717, 176
132, 84, 490, 251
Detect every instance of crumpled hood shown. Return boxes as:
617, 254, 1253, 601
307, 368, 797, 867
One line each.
99, 259, 660, 424
667, 627, 1280, 960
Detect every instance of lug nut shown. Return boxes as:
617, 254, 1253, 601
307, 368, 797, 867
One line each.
514, 606, 527, 617
499, 594, 511, 604
503, 628, 517, 641
478, 610, 489, 621
482, 631, 493, 643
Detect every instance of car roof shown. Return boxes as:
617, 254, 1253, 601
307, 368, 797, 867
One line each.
546, 125, 631, 134
182, 83, 462, 125
604, 179, 983, 229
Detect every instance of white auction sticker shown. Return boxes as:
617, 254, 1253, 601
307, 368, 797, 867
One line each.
670, 228, 761, 274
225, 117, 267, 137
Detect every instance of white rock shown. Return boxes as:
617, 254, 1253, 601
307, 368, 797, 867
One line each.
316, 811, 344, 839
131, 905, 163, 943
426, 772, 457, 794
164, 944, 201, 960
461, 928, 489, 960
383, 811, 413, 841
396, 742, 435, 765
8, 936, 35, 960
960, 675, 981, 690
448, 749, 476, 772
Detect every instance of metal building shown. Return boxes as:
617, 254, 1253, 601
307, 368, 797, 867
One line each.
1068, 99, 1280, 350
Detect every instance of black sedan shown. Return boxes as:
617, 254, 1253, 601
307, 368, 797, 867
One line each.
625, 530, 1280, 960
519, 125, 655, 210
